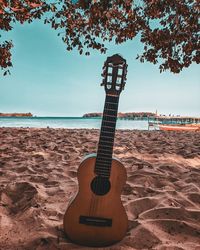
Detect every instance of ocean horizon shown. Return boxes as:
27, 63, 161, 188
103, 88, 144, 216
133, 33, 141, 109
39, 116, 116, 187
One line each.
0, 116, 150, 130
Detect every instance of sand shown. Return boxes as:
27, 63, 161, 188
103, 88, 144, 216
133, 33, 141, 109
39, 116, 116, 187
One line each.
0, 128, 200, 250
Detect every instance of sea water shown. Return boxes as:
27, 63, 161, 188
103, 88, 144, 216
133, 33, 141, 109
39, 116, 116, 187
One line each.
0, 117, 149, 130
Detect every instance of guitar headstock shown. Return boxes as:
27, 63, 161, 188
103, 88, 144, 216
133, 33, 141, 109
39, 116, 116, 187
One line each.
101, 54, 128, 96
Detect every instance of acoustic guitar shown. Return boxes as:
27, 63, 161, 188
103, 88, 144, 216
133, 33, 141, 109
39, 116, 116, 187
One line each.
63, 54, 128, 247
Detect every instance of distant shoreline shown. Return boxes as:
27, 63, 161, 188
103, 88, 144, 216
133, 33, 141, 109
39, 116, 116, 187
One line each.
83, 112, 156, 118
0, 112, 33, 117
83, 112, 200, 121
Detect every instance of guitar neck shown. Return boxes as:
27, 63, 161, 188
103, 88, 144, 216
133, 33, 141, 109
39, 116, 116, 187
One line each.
95, 94, 120, 177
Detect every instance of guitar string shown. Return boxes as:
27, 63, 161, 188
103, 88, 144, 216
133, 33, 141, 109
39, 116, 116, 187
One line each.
90, 98, 119, 217
94, 98, 118, 216
89, 101, 111, 216
89, 61, 126, 217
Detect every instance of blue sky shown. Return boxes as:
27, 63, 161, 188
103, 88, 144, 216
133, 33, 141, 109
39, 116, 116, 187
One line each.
0, 20, 199, 117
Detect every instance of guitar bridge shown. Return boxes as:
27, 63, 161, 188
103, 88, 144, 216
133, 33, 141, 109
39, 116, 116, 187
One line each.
79, 215, 112, 227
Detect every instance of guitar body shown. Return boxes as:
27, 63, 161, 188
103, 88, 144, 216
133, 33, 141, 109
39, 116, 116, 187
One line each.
63, 154, 128, 247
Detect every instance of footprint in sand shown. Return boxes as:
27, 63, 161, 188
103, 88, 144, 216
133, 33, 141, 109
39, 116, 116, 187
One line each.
0, 161, 5, 168
67, 170, 77, 178
29, 175, 48, 183
125, 197, 159, 220
31, 154, 45, 162
187, 192, 200, 205
2, 182, 38, 214
127, 173, 167, 189
16, 165, 28, 173
139, 206, 200, 223
143, 218, 200, 239
125, 224, 161, 249
44, 181, 60, 188
122, 183, 133, 195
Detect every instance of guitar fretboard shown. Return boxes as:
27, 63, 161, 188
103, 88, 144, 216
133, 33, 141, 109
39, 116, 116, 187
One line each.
95, 94, 119, 177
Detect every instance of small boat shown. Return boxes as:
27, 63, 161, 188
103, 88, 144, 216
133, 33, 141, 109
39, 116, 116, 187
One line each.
148, 121, 162, 130
159, 124, 200, 131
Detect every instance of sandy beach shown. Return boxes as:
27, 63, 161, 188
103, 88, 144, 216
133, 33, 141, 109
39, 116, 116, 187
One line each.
0, 128, 200, 250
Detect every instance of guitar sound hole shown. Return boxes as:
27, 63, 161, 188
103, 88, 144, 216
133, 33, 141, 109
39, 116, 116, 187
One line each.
91, 176, 111, 195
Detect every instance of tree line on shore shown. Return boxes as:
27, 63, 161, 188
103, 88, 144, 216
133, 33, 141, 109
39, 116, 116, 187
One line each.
83, 112, 156, 118
0, 112, 33, 117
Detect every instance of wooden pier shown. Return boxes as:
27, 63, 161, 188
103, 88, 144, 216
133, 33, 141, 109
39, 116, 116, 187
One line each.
119, 115, 200, 124
83, 112, 200, 124
150, 115, 200, 124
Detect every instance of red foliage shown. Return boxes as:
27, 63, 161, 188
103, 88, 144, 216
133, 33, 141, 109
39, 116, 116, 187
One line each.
0, 0, 199, 75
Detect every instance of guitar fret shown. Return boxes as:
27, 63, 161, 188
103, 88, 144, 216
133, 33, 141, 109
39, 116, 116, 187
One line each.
104, 108, 117, 112
97, 149, 111, 153
100, 133, 114, 137
96, 169, 110, 177
102, 125, 115, 129
101, 123, 116, 131
96, 162, 112, 167
101, 130, 115, 134
97, 148, 112, 153
98, 149, 112, 156
95, 171, 110, 176
99, 154, 111, 158
98, 149, 112, 153
104, 111, 117, 116
96, 168, 111, 173
98, 145, 113, 151
95, 175, 110, 178
99, 139, 113, 144
95, 170, 110, 177
97, 166, 109, 173
103, 119, 116, 124
103, 114, 116, 119
105, 105, 118, 111
99, 142, 113, 147
96, 163, 111, 168
106, 101, 118, 105
101, 128, 115, 132
97, 156, 112, 161
104, 114, 117, 118
98, 151, 112, 156
102, 119, 116, 122
100, 135, 114, 139
97, 154, 112, 159
97, 152, 112, 157
97, 161, 112, 165
97, 163, 112, 168
95, 172, 109, 175
97, 153, 112, 158
106, 100, 118, 104
102, 119, 116, 124
96, 161, 111, 165
96, 164, 111, 169
95, 172, 110, 177
96, 150, 111, 157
